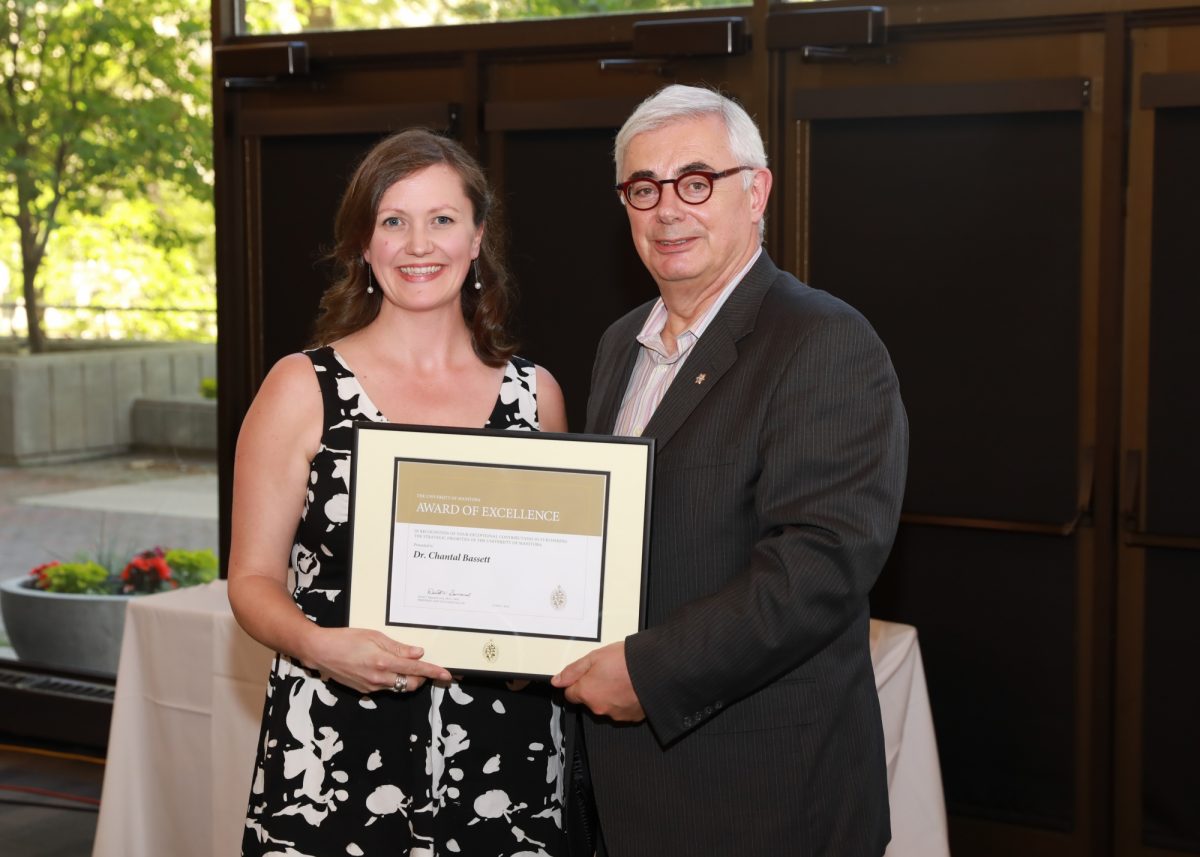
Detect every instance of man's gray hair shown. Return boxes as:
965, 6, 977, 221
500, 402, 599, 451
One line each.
614, 84, 768, 186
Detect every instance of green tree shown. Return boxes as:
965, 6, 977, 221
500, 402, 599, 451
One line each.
37, 188, 216, 341
0, 0, 211, 352
243, 0, 734, 33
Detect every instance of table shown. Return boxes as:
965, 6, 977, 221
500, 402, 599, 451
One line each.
871, 619, 951, 857
93, 582, 949, 857
92, 582, 273, 857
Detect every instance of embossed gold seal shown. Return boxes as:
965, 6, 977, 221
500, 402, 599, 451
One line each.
483, 639, 499, 663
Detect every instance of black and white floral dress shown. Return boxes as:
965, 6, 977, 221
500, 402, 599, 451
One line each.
243, 346, 566, 857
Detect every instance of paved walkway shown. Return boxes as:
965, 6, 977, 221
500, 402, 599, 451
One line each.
0, 452, 219, 655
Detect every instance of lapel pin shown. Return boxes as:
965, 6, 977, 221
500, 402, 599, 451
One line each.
695, 373, 707, 385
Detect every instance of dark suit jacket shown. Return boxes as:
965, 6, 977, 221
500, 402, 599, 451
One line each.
580, 251, 908, 856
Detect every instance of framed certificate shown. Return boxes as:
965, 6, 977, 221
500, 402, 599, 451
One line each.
345, 423, 653, 678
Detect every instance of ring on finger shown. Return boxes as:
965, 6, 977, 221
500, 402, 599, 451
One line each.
392, 674, 408, 693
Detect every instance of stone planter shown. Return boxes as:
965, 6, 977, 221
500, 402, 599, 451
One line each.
0, 576, 132, 675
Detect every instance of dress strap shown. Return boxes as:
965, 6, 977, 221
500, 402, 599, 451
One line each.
510, 355, 537, 396
489, 356, 540, 431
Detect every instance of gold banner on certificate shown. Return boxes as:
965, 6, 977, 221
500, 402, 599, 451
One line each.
346, 424, 653, 678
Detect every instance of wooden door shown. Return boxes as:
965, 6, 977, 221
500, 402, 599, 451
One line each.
772, 9, 1120, 855
1116, 19, 1200, 857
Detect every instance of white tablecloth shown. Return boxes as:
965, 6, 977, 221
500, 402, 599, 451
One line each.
92, 582, 273, 857
871, 619, 951, 857
93, 581, 948, 857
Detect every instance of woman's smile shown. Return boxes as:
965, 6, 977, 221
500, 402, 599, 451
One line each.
397, 264, 446, 280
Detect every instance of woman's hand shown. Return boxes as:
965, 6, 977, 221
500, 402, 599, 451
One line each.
302, 627, 452, 695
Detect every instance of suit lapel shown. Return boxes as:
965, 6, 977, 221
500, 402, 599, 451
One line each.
640, 252, 778, 451
638, 326, 737, 449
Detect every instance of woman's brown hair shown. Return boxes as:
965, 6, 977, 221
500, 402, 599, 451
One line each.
310, 128, 517, 366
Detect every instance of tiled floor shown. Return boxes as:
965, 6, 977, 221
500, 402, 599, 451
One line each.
18, 473, 217, 520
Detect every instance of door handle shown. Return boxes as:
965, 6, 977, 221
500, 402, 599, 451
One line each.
1120, 448, 1200, 549
1120, 449, 1142, 532
214, 42, 308, 89
597, 16, 746, 73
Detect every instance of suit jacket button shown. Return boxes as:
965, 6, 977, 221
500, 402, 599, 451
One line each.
705, 706, 713, 715
715, 701, 723, 710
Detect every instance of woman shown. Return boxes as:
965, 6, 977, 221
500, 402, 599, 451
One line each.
229, 129, 570, 857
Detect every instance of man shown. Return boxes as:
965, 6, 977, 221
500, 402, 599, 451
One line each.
552, 85, 908, 855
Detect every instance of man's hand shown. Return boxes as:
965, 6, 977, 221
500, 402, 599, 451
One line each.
551, 641, 645, 722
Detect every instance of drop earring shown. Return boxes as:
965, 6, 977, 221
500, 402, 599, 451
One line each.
365, 262, 375, 295
473, 260, 483, 291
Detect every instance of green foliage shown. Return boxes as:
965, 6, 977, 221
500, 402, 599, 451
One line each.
0, 0, 213, 348
243, 0, 738, 33
164, 548, 218, 588
0, 0, 212, 203
464, 0, 723, 22
199, 377, 217, 399
33, 188, 216, 341
37, 561, 112, 594
28, 546, 218, 595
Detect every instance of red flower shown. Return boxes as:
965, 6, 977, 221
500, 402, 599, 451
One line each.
121, 549, 178, 593
29, 561, 61, 590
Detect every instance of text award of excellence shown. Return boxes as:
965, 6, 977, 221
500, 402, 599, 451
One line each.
344, 423, 653, 678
